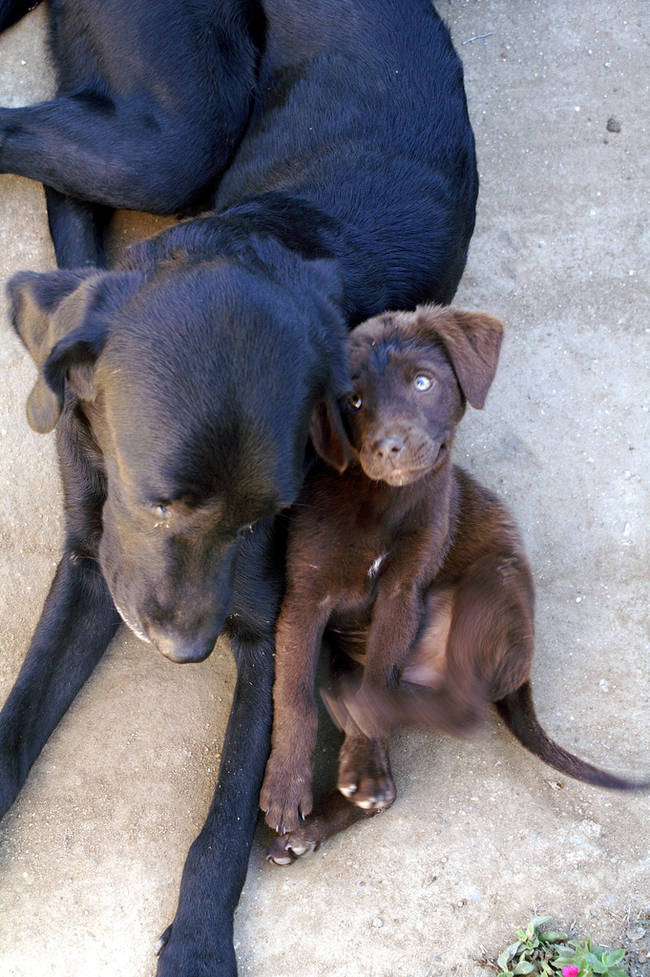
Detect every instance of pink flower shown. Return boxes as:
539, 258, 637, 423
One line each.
561, 967, 579, 977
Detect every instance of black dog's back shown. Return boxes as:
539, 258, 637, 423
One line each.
217, 0, 477, 311
1, 0, 476, 305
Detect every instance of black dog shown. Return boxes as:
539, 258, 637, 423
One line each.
0, 2, 477, 974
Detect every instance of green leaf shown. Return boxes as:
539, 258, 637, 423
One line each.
513, 961, 536, 975
553, 952, 575, 965
604, 949, 626, 966
541, 932, 568, 943
498, 942, 522, 971
530, 916, 553, 930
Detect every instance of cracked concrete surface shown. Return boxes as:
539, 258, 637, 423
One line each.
0, 2, 648, 975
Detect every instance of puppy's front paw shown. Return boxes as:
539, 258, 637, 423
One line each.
338, 735, 396, 811
259, 750, 313, 834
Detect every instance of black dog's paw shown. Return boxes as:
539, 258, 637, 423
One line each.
259, 749, 313, 835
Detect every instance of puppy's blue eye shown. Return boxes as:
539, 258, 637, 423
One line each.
414, 375, 433, 391
237, 523, 254, 538
154, 504, 169, 519
348, 393, 362, 410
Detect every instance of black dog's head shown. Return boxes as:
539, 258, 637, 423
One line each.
311, 304, 503, 485
9, 253, 348, 662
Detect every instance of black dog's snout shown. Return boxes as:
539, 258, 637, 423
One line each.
372, 435, 405, 461
147, 626, 217, 664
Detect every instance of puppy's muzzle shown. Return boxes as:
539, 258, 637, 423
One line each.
360, 429, 447, 485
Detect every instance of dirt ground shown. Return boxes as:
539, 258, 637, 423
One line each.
0, 2, 648, 976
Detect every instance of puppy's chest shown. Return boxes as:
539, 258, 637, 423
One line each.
293, 503, 401, 607
321, 544, 390, 611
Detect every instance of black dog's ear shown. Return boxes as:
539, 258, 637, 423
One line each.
413, 304, 504, 409
309, 396, 353, 474
8, 269, 109, 433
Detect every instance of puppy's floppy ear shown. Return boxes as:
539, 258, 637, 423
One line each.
8, 269, 109, 433
413, 304, 504, 409
309, 396, 353, 474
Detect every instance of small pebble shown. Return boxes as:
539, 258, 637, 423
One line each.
606, 116, 621, 133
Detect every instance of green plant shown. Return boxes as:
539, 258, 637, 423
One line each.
554, 936, 627, 977
488, 917, 628, 977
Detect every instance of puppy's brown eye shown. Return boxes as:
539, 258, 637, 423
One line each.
414, 375, 433, 391
153, 504, 169, 519
347, 393, 362, 410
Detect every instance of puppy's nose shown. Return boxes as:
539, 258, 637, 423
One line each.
147, 626, 216, 664
372, 435, 405, 460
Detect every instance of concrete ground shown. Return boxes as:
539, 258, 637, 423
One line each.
0, 2, 648, 975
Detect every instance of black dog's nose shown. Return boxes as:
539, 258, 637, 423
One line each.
148, 627, 217, 664
372, 435, 405, 460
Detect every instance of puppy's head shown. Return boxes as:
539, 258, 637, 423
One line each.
311, 304, 503, 485
8, 254, 348, 662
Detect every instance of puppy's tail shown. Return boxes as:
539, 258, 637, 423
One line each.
495, 681, 649, 791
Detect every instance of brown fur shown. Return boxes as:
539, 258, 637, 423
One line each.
260, 304, 646, 855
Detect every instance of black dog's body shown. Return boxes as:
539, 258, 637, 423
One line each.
0, 2, 477, 973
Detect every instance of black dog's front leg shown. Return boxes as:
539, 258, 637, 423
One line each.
44, 186, 112, 269
0, 550, 119, 818
157, 637, 274, 977
0, 405, 119, 818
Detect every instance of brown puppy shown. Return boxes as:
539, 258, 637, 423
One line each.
260, 304, 644, 846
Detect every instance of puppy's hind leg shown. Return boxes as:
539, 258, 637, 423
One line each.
322, 689, 397, 811
266, 790, 377, 865
334, 582, 490, 741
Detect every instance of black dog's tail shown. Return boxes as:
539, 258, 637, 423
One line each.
495, 681, 648, 791
0, 0, 43, 34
